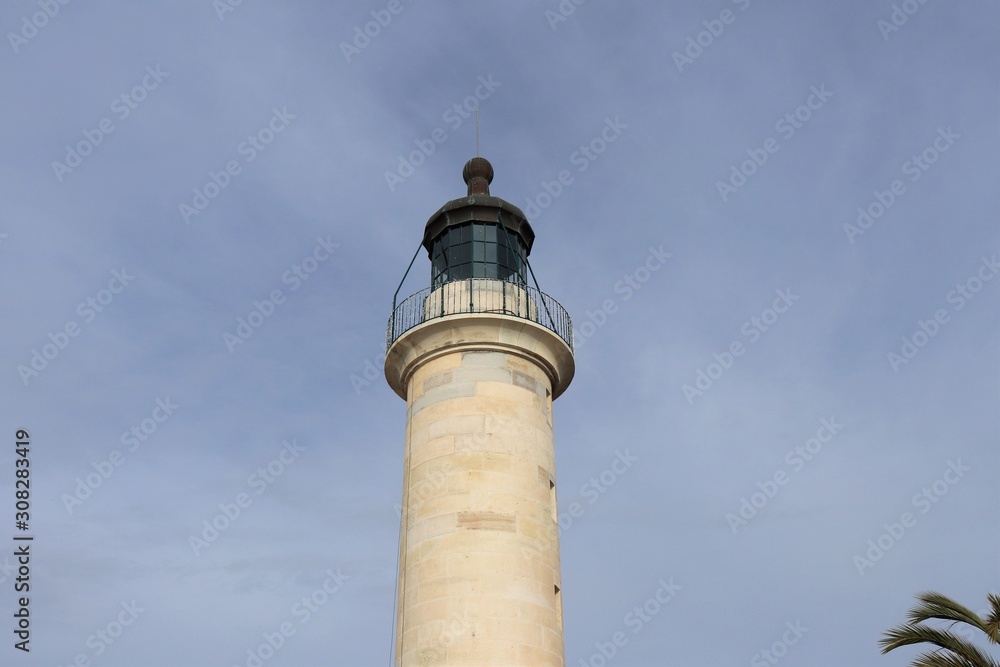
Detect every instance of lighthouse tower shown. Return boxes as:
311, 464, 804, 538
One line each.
385, 157, 575, 666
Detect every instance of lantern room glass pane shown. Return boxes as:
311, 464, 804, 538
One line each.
430, 222, 527, 287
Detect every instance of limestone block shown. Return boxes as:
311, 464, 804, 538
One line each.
429, 414, 485, 440
411, 436, 456, 468
460, 350, 508, 368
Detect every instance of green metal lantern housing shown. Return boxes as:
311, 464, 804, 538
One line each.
422, 157, 534, 288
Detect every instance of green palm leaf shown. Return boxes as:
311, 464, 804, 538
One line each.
907, 592, 991, 633
880, 623, 998, 666
911, 650, 980, 667
881, 592, 1000, 667
984, 593, 1000, 643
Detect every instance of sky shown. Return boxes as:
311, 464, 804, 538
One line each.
1, 1, 998, 666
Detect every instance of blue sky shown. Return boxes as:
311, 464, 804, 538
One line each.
1, 1, 998, 665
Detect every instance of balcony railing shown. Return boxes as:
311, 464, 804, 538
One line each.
386, 278, 574, 353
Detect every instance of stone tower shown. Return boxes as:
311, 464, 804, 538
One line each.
385, 157, 575, 666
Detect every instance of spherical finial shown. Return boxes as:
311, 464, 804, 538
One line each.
463, 157, 493, 196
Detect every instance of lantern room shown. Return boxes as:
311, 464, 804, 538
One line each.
421, 157, 534, 288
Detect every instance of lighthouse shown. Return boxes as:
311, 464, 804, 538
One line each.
385, 157, 575, 666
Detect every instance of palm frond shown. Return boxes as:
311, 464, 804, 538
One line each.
880, 623, 1000, 667
907, 592, 989, 633
984, 594, 1000, 644
912, 649, 981, 667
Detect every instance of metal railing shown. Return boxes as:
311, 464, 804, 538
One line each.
386, 278, 574, 353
